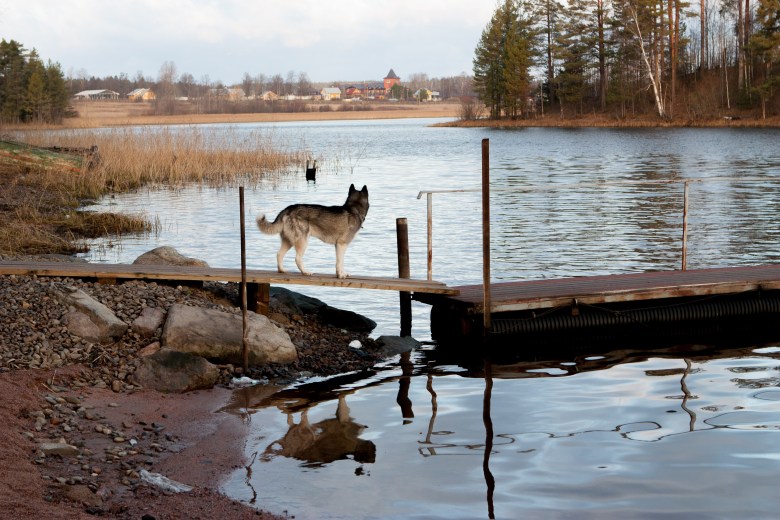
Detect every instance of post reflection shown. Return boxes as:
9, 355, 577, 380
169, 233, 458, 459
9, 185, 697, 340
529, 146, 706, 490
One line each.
483, 358, 496, 519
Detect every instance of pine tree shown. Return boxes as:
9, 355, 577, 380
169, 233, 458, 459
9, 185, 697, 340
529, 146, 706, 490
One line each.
473, 0, 538, 119
750, 0, 780, 117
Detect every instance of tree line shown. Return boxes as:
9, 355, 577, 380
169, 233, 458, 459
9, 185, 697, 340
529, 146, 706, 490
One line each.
473, 0, 780, 120
0, 39, 70, 124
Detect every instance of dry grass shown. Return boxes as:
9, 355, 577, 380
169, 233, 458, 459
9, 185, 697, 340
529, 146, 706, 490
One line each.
1, 125, 300, 255
0, 161, 157, 255
57, 100, 462, 128
9, 126, 301, 197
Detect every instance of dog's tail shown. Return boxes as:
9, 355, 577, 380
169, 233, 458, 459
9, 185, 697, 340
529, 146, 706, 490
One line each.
256, 214, 283, 235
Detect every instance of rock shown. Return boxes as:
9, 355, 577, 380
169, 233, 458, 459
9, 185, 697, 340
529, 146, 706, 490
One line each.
271, 286, 327, 315
133, 246, 209, 267
52, 286, 128, 344
271, 286, 376, 332
64, 484, 103, 507
39, 442, 80, 457
132, 307, 166, 338
138, 341, 161, 357
318, 305, 376, 332
375, 335, 421, 356
161, 304, 297, 365
132, 348, 220, 393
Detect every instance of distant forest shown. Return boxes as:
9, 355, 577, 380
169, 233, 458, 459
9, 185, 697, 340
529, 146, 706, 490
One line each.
473, 0, 780, 120
0, 39, 70, 124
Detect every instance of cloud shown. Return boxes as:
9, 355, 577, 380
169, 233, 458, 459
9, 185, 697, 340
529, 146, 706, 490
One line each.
0, 0, 495, 83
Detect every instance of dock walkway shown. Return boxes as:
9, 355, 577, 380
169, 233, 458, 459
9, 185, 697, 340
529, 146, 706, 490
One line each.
0, 260, 457, 313
416, 265, 780, 338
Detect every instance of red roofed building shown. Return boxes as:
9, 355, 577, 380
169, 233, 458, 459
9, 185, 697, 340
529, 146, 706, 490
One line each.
383, 69, 400, 92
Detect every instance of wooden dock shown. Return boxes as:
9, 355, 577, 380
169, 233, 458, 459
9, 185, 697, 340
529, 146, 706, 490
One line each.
415, 265, 780, 339
0, 260, 458, 314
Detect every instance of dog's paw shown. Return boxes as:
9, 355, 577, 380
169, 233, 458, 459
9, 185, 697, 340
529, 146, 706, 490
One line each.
301, 270, 313, 276
336, 272, 349, 279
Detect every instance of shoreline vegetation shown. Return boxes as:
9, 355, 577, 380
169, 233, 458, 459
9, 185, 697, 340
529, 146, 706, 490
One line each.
56, 99, 780, 128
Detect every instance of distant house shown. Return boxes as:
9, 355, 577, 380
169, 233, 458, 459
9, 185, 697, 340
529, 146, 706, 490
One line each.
344, 86, 362, 99
321, 87, 341, 101
227, 87, 245, 101
383, 69, 400, 93
73, 89, 120, 101
260, 91, 279, 101
208, 87, 245, 101
363, 82, 386, 99
126, 88, 156, 102
414, 88, 440, 102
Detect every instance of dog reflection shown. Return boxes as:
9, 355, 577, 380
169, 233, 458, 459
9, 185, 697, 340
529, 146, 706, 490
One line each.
263, 395, 376, 466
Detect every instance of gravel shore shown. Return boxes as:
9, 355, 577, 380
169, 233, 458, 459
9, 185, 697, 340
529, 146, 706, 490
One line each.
0, 257, 383, 387
0, 255, 385, 519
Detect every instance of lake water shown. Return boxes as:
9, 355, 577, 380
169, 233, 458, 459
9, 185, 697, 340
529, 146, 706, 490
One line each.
80, 119, 780, 518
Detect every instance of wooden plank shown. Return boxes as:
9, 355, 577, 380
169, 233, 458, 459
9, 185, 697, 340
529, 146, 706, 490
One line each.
0, 261, 459, 295
447, 265, 780, 314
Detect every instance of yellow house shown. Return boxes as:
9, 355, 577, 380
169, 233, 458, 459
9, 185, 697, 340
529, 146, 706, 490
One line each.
320, 87, 341, 101
126, 88, 156, 101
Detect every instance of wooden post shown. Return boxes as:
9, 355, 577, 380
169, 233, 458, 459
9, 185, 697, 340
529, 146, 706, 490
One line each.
682, 180, 689, 271
239, 187, 249, 372
397, 217, 412, 337
482, 139, 492, 335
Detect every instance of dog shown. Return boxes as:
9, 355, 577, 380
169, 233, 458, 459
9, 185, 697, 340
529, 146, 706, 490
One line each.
257, 184, 369, 278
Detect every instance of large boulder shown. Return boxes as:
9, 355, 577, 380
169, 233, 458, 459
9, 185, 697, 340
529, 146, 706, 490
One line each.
271, 287, 376, 332
133, 246, 209, 267
133, 348, 220, 393
52, 286, 128, 344
161, 304, 297, 365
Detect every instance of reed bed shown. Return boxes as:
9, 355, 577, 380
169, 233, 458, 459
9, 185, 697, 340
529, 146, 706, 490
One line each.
12, 126, 303, 198
2, 125, 299, 255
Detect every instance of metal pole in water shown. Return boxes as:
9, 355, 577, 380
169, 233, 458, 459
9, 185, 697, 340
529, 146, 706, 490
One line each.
239, 187, 249, 372
682, 180, 689, 271
397, 217, 412, 336
427, 192, 433, 281
482, 139, 492, 334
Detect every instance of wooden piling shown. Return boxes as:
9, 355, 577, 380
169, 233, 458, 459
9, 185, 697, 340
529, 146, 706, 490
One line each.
397, 217, 412, 336
239, 187, 249, 372
482, 139, 492, 335
682, 180, 689, 271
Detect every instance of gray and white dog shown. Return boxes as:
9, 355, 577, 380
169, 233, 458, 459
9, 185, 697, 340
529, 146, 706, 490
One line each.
257, 184, 369, 278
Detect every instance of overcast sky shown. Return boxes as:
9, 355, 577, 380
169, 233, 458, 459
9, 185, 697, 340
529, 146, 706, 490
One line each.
1, 1, 497, 85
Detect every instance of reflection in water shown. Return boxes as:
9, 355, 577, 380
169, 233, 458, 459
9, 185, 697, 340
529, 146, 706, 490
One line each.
482, 359, 495, 520
222, 340, 780, 519
396, 351, 414, 423
262, 394, 376, 468
680, 358, 697, 432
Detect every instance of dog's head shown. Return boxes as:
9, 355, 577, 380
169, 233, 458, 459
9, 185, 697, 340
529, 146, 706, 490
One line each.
346, 184, 369, 217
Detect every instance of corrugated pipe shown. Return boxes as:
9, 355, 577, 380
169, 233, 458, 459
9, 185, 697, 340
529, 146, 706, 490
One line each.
491, 293, 780, 335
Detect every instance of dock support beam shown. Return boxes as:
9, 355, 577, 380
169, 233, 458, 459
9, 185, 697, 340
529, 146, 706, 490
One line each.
397, 217, 412, 336
482, 139, 492, 335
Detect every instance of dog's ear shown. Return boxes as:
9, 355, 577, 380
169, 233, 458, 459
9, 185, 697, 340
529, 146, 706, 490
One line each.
349, 183, 356, 193
361, 185, 368, 194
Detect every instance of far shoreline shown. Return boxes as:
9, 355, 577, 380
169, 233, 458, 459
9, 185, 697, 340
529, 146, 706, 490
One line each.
55, 100, 780, 129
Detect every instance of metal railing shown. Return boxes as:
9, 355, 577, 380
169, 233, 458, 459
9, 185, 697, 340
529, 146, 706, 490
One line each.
418, 176, 778, 281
